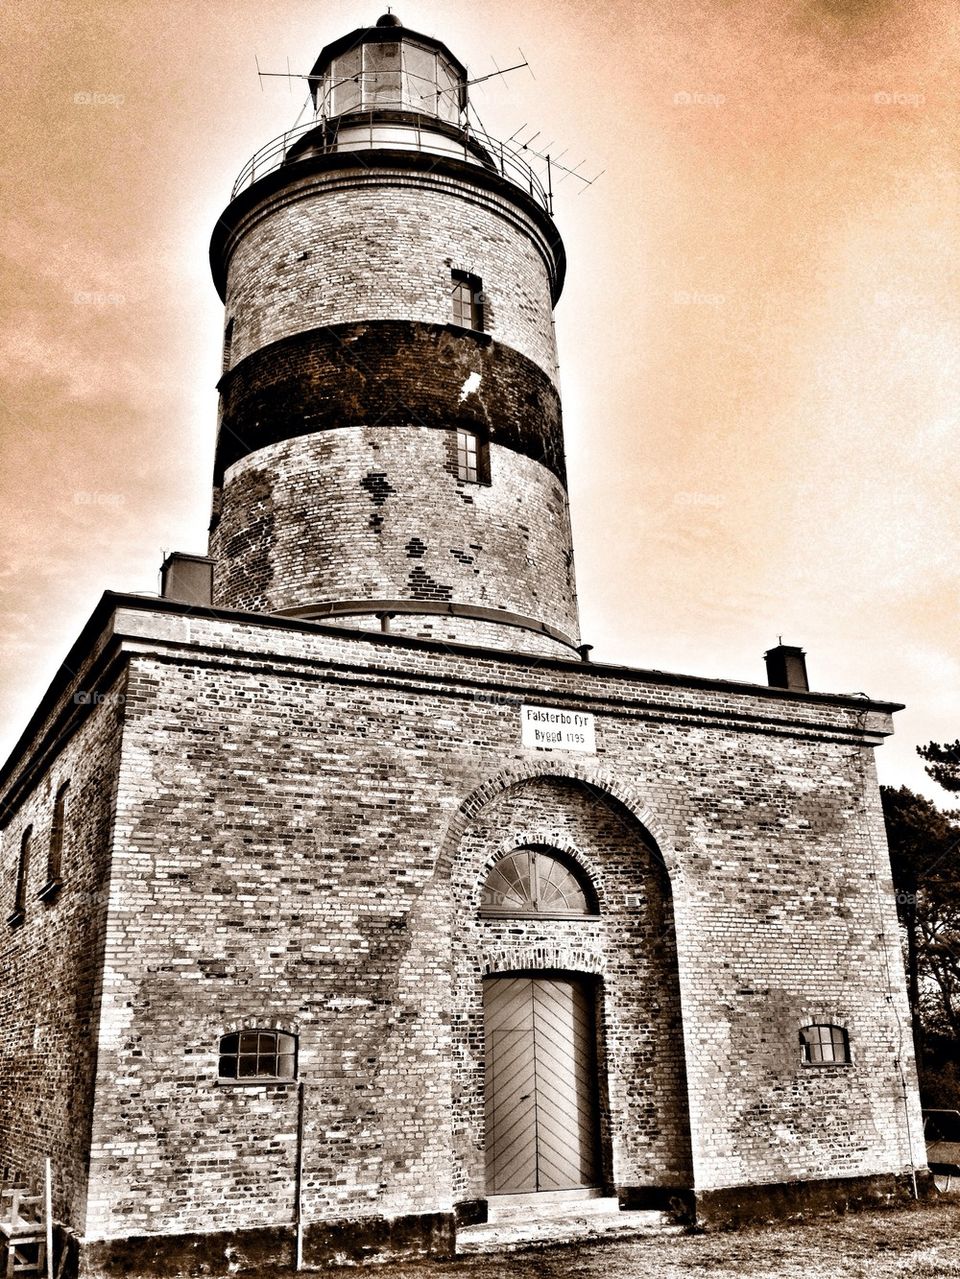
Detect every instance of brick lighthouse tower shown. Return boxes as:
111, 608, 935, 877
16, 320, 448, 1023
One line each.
209, 12, 579, 658
0, 11, 924, 1277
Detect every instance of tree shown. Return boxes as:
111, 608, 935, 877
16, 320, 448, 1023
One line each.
918, 739, 960, 794
881, 785, 960, 1106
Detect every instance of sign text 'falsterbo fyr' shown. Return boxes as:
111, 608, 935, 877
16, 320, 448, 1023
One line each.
520, 704, 596, 753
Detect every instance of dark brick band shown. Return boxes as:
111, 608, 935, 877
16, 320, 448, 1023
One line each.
215, 321, 566, 484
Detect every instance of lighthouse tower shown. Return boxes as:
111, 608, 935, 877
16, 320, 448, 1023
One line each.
209, 13, 579, 658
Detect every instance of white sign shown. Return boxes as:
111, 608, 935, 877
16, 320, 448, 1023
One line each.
520, 704, 596, 753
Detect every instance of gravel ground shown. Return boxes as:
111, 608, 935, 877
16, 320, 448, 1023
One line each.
308, 1199, 960, 1279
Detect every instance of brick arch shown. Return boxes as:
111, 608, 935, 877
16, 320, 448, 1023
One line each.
437, 759, 681, 886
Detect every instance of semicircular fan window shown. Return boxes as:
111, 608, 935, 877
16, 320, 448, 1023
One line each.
480, 848, 596, 917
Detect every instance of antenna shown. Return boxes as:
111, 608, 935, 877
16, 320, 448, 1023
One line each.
511, 128, 604, 194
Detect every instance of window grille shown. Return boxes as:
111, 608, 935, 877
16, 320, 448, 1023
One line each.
451, 271, 483, 330
218, 1030, 298, 1081
799, 1023, 850, 1065
481, 848, 597, 918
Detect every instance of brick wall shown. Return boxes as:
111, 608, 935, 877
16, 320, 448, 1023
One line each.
1, 603, 923, 1252
0, 676, 126, 1233
210, 426, 581, 652
218, 168, 561, 385
213, 321, 566, 483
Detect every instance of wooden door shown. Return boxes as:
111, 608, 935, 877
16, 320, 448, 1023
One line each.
484, 975, 600, 1194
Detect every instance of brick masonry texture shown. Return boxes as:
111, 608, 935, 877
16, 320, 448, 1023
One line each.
0, 601, 925, 1260
0, 676, 126, 1235
215, 166, 562, 386
213, 321, 566, 484
209, 426, 581, 651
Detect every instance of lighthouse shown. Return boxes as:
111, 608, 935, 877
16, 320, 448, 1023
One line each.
0, 12, 925, 1277
209, 13, 579, 658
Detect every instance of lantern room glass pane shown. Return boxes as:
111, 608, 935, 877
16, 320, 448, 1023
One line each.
364, 42, 402, 108
403, 43, 437, 112
330, 47, 362, 116
481, 849, 594, 916
435, 58, 461, 123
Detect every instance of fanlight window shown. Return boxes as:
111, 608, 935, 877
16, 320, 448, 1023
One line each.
218, 1030, 297, 1081
799, 1023, 850, 1066
481, 848, 596, 917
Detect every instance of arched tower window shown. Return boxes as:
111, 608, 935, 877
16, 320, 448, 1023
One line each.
480, 847, 597, 918
7, 826, 32, 927
46, 782, 70, 890
799, 1023, 850, 1065
218, 1030, 298, 1082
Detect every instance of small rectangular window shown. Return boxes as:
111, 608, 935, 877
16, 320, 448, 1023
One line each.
800, 1023, 850, 1065
222, 319, 234, 374
457, 428, 478, 482
451, 271, 483, 331
456, 428, 490, 485
218, 1029, 297, 1082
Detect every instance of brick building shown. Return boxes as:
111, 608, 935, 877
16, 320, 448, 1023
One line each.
0, 13, 926, 1275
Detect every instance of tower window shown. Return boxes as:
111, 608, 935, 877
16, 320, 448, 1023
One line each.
456, 428, 490, 485
39, 782, 70, 900
222, 318, 234, 374
481, 848, 598, 918
218, 1030, 298, 1082
7, 826, 32, 927
451, 271, 483, 330
799, 1024, 850, 1065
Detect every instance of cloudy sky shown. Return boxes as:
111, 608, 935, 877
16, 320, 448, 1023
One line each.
1, 0, 958, 801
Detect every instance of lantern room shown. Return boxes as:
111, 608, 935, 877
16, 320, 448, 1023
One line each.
309, 13, 467, 125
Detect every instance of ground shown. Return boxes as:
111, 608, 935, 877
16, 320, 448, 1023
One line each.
309, 1199, 960, 1279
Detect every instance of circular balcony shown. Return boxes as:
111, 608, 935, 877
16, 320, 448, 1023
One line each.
230, 113, 551, 212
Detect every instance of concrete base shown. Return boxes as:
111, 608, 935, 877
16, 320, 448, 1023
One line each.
694, 1170, 932, 1228
71, 1212, 455, 1277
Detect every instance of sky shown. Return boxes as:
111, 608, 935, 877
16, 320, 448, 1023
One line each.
0, 0, 958, 803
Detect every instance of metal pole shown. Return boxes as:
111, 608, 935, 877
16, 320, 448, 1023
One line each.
899, 1069, 919, 1199
294, 1081, 305, 1270
44, 1159, 53, 1279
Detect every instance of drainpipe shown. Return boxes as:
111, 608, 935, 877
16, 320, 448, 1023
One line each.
295, 1081, 306, 1269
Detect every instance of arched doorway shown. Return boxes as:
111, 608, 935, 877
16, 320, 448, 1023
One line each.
447, 774, 693, 1211
484, 972, 600, 1194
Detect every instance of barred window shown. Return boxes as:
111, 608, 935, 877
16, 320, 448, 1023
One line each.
481, 848, 597, 918
451, 271, 483, 330
800, 1023, 850, 1065
218, 1030, 297, 1082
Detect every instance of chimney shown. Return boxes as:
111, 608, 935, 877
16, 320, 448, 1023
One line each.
764, 643, 809, 692
160, 553, 214, 607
